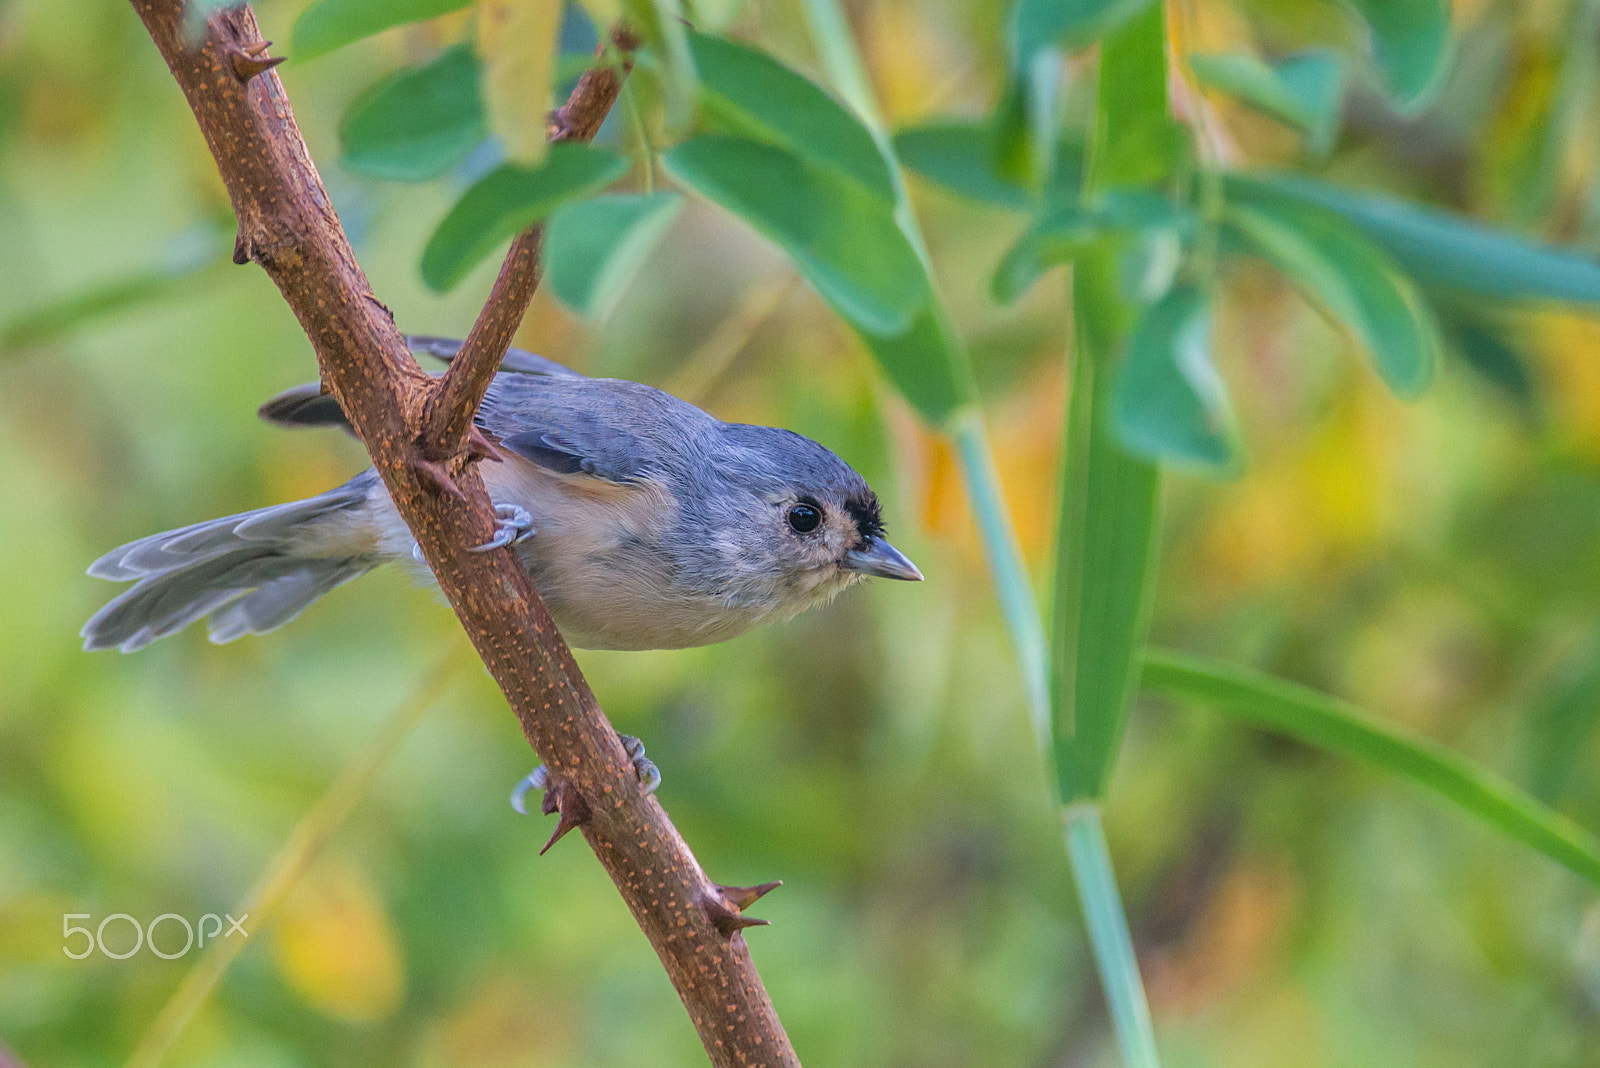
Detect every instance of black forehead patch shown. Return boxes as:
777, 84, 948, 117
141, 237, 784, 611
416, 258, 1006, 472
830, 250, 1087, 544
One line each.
844, 493, 884, 541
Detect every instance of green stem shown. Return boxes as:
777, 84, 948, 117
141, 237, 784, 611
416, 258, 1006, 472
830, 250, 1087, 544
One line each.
952, 408, 1051, 745
800, 0, 1041, 734
1063, 803, 1160, 1068
798, 6, 1162, 1068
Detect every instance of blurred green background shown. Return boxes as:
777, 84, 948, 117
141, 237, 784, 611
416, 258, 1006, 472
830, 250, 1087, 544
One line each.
5, 0, 1600, 1065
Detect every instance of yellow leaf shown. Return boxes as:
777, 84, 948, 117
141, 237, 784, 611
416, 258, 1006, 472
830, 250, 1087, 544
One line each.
476, 0, 564, 163
274, 861, 405, 1022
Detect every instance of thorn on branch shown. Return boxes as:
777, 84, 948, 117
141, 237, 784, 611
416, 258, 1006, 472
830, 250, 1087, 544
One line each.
539, 777, 591, 855
411, 457, 465, 502
465, 425, 503, 465
232, 233, 252, 265
703, 895, 771, 937
229, 46, 284, 84
715, 881, 782, 911
702, 882, 779, 937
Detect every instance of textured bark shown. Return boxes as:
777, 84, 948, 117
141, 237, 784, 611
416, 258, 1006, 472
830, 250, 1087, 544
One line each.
126, 4, 800, 1065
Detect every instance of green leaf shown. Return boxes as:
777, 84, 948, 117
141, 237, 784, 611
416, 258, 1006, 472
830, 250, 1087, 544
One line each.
686, 30, 894, 200
292, 0, 475, 63
420, 144, 629, 292
338, 45, 486, 183
1229, 173, 1600, 307
1190, 50, 1345, 152
545, 192, 684, 319
664, 134, 929, 337
894, 120, 1086, 211
1141, 649, 1600, 890
1112, 283, 1235, 468
992, 191, 1192, 304
857, 306, 972, 425
1226, 194, 1438, 399
1434, 304, 1537, 406
1345, 0, 1452, 113
1050, 0, 1167, 807
1053, 251, 1162, 802
1009, 0, 1159, 59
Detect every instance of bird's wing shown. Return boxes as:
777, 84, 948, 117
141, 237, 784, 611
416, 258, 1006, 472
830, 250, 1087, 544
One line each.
257, 337, 585, 434
405, 335, 586, 378
479, 376, 661, 485
257, 382, 352, 433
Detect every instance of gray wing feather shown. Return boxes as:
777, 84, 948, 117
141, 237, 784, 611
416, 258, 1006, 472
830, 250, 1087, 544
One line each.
258, 337, 585, 434
405, 335, 584, 378
476, 375, 711, 485
89, 473, 376, 579
205, 564, 368, 644
257, 383, 353, 434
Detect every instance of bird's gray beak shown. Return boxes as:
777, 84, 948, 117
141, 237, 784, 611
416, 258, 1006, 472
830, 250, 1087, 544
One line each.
844, 539, 923, 581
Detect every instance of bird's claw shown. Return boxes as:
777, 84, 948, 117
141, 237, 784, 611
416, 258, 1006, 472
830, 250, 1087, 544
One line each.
508, 735, 659, 816
469, 503, 536, 552
510, 765, 548, 815
620, 734, 662, 795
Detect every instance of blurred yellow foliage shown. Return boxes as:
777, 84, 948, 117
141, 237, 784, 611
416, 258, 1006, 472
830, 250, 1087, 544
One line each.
477, 0, 564, 164
1534, 311, 1600, 461
272, 860, 405, 1023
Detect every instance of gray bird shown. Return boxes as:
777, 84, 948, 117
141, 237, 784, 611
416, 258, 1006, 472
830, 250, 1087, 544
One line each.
81, 337, 922, 656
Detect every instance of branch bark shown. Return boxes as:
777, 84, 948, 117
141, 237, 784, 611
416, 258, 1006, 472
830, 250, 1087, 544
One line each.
126, 5, 800, 1065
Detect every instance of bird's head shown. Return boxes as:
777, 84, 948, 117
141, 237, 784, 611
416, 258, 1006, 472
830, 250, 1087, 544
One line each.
698, 425, 922, 620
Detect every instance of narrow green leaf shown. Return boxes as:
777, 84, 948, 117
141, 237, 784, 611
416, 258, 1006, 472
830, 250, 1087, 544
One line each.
1047, 10, 1170, 1066
856, 306, 972, 429
1112, 283, 1235, 468
1141, 649, 1600, 890
992, 191, 1193, 304
339, 45, 486, 183
1345, 0, 1452, 113
647, 0, 700, 128
292, 0, 475, 63
1229, 172, 1600, 307
1434, 303, 1537, 406
895, 120, 1086, 211
1226, 195, 1438, 399
1009, 0, 1159, 59
420, 144, 629, 292
897, 121, 1033, 210
1053, 251, 1162, 801
545, 192, 684, 319
687, 30, 893, 200
795, 0, 981, 424
1190, 50, 1345, 152
1051, 0, 1167, 805
664, 134, 929, 337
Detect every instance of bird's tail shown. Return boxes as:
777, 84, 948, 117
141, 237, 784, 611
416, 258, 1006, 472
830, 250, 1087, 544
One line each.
82, 472, 381, 653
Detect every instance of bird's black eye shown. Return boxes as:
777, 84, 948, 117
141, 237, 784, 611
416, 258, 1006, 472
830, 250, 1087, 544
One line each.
787, 502, 822, 534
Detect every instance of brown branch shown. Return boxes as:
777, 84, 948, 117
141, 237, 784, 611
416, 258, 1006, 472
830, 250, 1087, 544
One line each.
125, 4, 800, 1065
420, 28, 641, 459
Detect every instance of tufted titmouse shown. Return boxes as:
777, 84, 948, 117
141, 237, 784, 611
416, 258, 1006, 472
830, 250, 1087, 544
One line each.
82, 336, 922, 655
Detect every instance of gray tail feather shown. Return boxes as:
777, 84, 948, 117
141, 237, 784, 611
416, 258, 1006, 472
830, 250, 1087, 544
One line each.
83, 473, 379, 653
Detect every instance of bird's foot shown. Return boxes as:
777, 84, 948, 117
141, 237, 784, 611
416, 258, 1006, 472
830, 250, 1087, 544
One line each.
510, 765, 549, 815
620, 734, 662, 795
470, 503, 536, 552
509, 733, 660, 816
